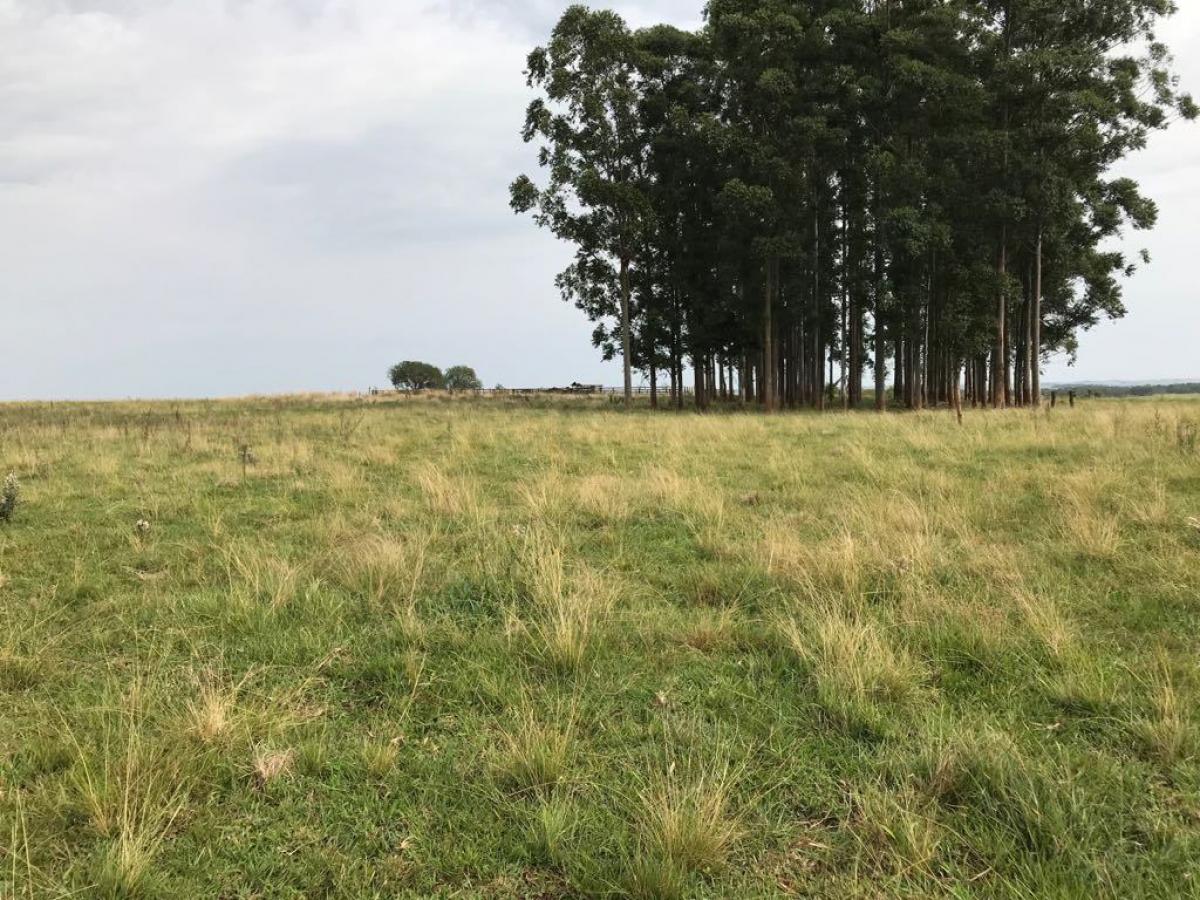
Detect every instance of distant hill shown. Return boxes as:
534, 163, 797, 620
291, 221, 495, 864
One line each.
1044, 381, 1200, 397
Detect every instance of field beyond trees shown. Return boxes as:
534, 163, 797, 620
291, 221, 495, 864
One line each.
2, 396, 1199, 898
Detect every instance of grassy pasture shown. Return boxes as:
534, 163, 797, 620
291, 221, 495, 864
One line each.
1, 395, 1199, 898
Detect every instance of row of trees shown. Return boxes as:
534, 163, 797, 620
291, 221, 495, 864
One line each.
388, 361, 483, 392
512, 1, 1193, 411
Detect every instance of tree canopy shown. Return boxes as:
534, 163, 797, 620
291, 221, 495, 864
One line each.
512, 0, 1194, 411
444, 365, 484, 391
389, 361, 446, 391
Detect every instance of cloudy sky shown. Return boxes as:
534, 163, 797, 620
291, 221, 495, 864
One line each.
1, 1, 1197, 400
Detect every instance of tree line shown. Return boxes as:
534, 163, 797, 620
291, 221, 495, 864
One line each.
389, 362, 483, 392
511, 0, 1194, 411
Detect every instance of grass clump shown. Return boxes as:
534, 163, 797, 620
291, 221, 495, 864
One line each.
525, 796, 577, 868
851, 782, 942, 876
780, 601, 926, 731
494, 704, 575, 796
1133, 663, 1196, 765
626, 755, 743, 898
65, 688, 187, 897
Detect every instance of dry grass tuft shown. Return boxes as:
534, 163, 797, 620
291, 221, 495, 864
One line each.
631, 758, 743, 886
185, 670, 248, 745
679, 606, 741, 654
335, 532, 430, 611
645, 467, 727, 533
573, 473, 640, 523
526, 796, 576, 868
361, 738, 401, 778
1014, 591, 1075, 661
1057, 481, 1121, 558
251, 747, 296, 787
1134, 663, 1195, 765
66, 689, 187, 895
519, 533, 612, 675
1120, 479, 1168, 526
761, 527, 866, 601
852, 782, 942, 875
495, 703, 575, 795
782, 603, 924, 713
414, 462, 480, 520
220, 543, 306, 609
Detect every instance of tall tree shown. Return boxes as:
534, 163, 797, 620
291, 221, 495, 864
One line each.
511, 0, 1194, 412
511, 6, 653, 407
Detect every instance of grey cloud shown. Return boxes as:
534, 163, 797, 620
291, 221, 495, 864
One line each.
210, 124, 532, 249
0, 0, 1196, 400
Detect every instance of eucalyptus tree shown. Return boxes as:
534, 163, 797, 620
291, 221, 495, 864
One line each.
510, 6, 654, 407
635, 23, 725, 408
707, 0, 820, 412
980, 0, 1195, 405
510, 0, 1192, 412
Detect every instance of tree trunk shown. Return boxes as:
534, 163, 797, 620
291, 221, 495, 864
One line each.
619, 256, 633, 408
1032, 226, 1042, 407
874, 239, 886, 413
993, 232, 1007, 408
763, 256, 778, 413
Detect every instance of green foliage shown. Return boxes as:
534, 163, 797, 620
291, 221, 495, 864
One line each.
512, 0, 1195, 411
388, 360, 444, 392
443, 365, 482, 392
511, 5, 658, 402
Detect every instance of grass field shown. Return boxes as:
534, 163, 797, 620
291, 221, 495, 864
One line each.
2, 395, 1199, 898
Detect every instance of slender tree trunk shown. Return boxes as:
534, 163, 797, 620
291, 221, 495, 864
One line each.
874, 242, 886, 413
993, 232, 1007, 408
953, 360, 963, 424
763, 256, 778, 413
619, 256, 633, 408
1032, 226, 1043, 407
874, 324, 885, 412
1019, 277, 1032, 406
650, 360, 658, 409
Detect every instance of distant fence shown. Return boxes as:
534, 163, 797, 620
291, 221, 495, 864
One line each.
369, 386, 695, 398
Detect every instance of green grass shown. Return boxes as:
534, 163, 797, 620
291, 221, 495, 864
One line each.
1, 393, 1199, 897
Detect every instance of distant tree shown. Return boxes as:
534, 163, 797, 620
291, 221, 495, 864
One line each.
444, 365, 483, 391
389, 361, 444, 391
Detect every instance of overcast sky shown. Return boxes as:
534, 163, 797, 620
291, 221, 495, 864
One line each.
1, 1, 1197, 400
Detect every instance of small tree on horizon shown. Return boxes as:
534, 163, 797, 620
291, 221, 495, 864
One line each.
444, 365, 483, 391
389, 361, 445, 392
